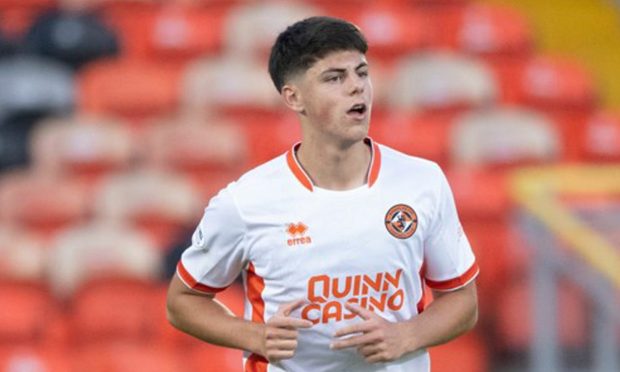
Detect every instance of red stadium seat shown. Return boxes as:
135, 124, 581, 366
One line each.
429, 331, 489, 372
73, 342, 186, 372
94, 170, 203, 246
105, 2, 225, 63
436, 4, 533, 58
369, 111, 454, 167
450, 107, 561, 168
77, 58, 181, 121
239, 113, 302, 168
325, 4, 432, 63
69, 277, 161, 344
0, 227, 47, 281
47, 222, 161, 297
0, 0, 54, 36
0, 346, 70, 372
0, 170, 89, 239
581, 110, 620, 162
386, 51, 498, 115
0, 281, 65, 346
29, 114, 135, 185
143, 112, 248, 186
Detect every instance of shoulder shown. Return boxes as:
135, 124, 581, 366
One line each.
377, 143, 445, 185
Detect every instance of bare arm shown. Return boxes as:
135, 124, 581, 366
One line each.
167, 274, 312, 361
166, 274, 264, 354
332, 280, 478, 363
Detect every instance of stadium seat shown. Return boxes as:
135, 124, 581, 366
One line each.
69, 277, 161, 343
436, 3, 533, 58
106, 2, 225, 64
0, 56, 74, 120
77, 58, 181, 121
386, 51, 498, 114
181, 55, 282, 120
93, 170, 203, 246
368, 110, 454, 167
0, 280, 64, 346
143, 112, 247, 175
23, 5, 120, 70
47, 222, 161, 298
324, 4, 432, 63
429, 331, 489, 372
0, 0, 54, 36
0, 170, 89, 239
73, 342, 186, 372
450, 107, 561, 168
239, 113, 302, 167
0, 346, 70, 372
29, 114, 134, 184
222, 1, 319, 59
581, 110, 620, 162
0, 227, 46, 281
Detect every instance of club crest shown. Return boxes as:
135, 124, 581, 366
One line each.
384, 204, 418, 239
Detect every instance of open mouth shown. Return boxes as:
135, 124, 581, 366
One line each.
347, 103, 367, 116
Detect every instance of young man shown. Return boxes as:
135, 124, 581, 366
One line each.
167, 16, 479, 371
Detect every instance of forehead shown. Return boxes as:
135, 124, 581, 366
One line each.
306, 50, 368, 75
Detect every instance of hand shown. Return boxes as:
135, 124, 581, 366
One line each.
331, 302, 407, 363
261, 299, 313, 362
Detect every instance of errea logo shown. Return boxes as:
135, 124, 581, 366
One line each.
286, 222, 312, 246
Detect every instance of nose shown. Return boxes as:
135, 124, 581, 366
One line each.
349, 74, 365, 95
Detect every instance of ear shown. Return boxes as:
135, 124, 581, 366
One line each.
281, 83, 305, 114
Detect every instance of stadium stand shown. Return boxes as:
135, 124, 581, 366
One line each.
0, 0, 618, 370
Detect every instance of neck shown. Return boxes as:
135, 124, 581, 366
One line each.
296, 135, 371, 191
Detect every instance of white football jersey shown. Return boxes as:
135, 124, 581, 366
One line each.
178, 139, 479, 372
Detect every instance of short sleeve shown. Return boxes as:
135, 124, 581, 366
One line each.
176, 186, 247, 294
423, 166, 479, 291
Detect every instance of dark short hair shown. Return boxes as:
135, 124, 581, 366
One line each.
268, 16, 368, 93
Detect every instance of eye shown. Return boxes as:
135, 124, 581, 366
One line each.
358, 70, 369, 78
326, 75, 343, 83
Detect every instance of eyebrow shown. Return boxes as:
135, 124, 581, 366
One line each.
320, 62, 368, 76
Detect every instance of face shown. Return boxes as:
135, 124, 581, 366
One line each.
284, 50, 373, 145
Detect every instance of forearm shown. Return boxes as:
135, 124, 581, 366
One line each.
167, 276, 264, 355
403, 281, 478, 353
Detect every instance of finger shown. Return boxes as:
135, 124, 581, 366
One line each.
330, 333, 376, 350
358, 343, 381, 357
265, 339, 298, 351
269, 316, 313, 329
267, 350, 296, 362
365, 352, 387, 364
333, 321, 373, 338
344, 302, 375, 320
276, 298, 308, 316
265, 327, 299, 340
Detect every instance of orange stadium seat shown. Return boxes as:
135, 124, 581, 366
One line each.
143, 112, 248, 184
450, 107, 561, 168
429, 331, 489, 372
240, 113, 302, 167
581, 110, 620, 162
435, 3, 533, 58
47, 222, 161, 298
77, 58, 181, 121
0, 227, 46, 281
0, 0, 54, 36
0, 280, 65, 346
0, 170, 89, 239
181, 55, 283, 120
105, 2, 226, 63
0, 346, 70, 372
324, 4, 432, 63
69, 277, 161, 344
29, 114, 135, 185
386, 51, 498, 115
93, 170, 203, 246
73, 342, 185, 372
222, 1, 319, 60
369, 111, 454, 167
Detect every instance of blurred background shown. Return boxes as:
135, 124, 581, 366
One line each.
0, 0, 619, 371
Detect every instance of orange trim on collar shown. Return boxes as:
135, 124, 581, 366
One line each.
286, 143, 313, 191
286, 138, 382, 191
